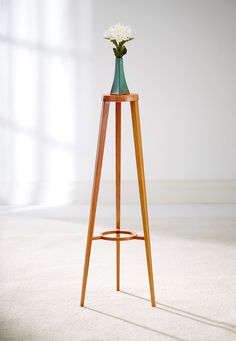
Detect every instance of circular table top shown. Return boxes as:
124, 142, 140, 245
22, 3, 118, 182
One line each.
103, 93, 138, 102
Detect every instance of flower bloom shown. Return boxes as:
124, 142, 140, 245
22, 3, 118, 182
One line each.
104, 22, 133, 43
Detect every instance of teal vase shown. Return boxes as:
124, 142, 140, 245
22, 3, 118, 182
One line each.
110, 57, 129, 95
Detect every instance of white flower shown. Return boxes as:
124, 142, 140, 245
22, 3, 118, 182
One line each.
104, 22, 133, 43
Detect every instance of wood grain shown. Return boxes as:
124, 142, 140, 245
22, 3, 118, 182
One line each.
130, 100, 156, 307
116, 102, 121, 291
80, 101, 109, 307
103, 93, 138, 102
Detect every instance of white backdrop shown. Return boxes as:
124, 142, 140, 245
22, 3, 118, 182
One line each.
0, 0, 236, 205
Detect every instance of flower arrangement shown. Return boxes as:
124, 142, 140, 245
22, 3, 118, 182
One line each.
104, 22, 134, 58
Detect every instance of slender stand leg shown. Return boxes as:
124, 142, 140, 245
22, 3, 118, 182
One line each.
130, 100, 156, 307
115, 102, 121, 291
80, 101, 110, 307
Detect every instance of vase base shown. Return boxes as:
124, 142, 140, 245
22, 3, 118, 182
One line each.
110, 91, 130, 95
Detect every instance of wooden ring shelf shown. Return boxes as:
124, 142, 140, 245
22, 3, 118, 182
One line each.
99, 230, 137, 241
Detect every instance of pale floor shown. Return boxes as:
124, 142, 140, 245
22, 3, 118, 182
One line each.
0, 205, 236, 340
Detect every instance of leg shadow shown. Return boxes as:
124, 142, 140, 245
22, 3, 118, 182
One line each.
85, 307, 186, 341
120, 291, 236, 334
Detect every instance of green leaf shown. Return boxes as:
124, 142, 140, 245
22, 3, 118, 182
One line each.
111, 39, 118, 48
118, 41, 125, 49
122, 46, 127, 56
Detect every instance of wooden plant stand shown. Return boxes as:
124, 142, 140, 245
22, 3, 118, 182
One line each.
80, 93, 156, 307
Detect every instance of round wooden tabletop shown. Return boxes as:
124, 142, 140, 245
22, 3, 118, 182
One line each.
103, 93, 139, 102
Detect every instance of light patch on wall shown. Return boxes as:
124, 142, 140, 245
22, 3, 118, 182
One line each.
42, 146, 76, 205
44, 56, 77, 145
12, 46, 39, 129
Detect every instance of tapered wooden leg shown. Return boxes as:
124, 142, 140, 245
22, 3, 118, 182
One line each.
80, 101, 110, 307
115, 102, 121, 291
130, 100, 156, 307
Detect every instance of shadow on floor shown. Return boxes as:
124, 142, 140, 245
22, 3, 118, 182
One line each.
120, 291, 236, 334
85, 306, 186, 341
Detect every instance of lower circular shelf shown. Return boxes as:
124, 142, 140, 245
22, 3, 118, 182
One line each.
99, 230, 137, 241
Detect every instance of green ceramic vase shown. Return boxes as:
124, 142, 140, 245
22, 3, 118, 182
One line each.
110, 57, 129, 95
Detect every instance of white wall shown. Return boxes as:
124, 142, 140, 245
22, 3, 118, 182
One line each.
0, 0, 236, 205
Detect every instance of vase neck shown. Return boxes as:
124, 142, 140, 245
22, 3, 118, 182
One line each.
115, 57, 124, 70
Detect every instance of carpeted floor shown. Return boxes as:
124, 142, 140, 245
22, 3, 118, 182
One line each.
0, 215, 236, 340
